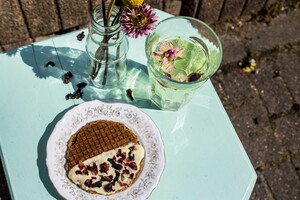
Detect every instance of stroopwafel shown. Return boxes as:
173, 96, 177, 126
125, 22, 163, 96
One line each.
65, 120, 144, 195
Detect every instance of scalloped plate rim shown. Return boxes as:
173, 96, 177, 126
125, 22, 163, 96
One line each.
46, 100, 165, 200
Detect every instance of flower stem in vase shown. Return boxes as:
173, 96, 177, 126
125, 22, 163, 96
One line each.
111, 4, 123, 26
101, 0, 107, 25
106, 0, 116, 25
101, 0, 116, 86
87, 1, 157, 88
91, 44, 106, 79
90, 0, 108, 80
102, 46, 109, 85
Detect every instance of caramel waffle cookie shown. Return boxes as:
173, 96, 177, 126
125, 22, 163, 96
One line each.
65, 120, 139, 171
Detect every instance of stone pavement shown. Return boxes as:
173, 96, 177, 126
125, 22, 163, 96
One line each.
1, 7, 299, 200
210, 7, 300, 200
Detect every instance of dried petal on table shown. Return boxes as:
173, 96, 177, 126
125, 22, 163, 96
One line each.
63, 71, 74, 84
76, 82, 87, 89
77, 32, 85, 41
65, 89, 83, 100
73, 89, 83, 99
45, 61, 55, 67
66, 93, 75, 100
126, 89, 134, 101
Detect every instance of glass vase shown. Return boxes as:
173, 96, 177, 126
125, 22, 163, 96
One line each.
145, 16, 222, 111
86, 4, 129, 89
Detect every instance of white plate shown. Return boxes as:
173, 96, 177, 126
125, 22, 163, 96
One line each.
46, 100, 165, 200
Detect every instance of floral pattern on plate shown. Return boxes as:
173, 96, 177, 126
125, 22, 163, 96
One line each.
46, 100, 165, 200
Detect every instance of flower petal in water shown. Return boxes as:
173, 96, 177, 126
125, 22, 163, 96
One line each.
153, 41, 184, 74
174, 73, 187, 82
161, 57, 174, 73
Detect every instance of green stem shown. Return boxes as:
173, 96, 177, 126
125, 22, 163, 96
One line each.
92, 35, 109, 79
91, 1, 108, 79
102, 46, 109, 86
111, 4, 123, 26
102, 31, 121, 86
100, 0, 116, 86
101, 0, 107, 25
92, 1, 120, 87
107, 0, 116, 25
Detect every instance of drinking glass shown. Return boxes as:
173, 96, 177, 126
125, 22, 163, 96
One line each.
145, 16, 222, 111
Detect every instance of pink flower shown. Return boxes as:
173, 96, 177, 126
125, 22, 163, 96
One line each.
121, 3, 157, 38
153, 41, 184, 73
161, 57, 174, 73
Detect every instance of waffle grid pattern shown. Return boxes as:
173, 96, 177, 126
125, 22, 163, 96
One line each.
66, 120, 138, 171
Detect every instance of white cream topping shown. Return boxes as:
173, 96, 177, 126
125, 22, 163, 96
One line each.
68, 142, 144, 195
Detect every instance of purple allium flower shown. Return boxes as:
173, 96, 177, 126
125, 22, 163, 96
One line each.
121, 3, 157, 38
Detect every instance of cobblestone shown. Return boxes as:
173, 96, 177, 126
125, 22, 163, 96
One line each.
275, 50, 300, 104
249, 53, 294, 117
19, 0, 60, 37
57, 0, 90, 30
211, 7, 300, 200
263, 160, 300, 199
250, 172, 274, 200
163, 0, 182, 16
219, 0, 245, 20
243, 10, 300, 54
291, 153, 300, 178
273, 112, 300, 154
0, 0, 29, 45
1, 38, 33, 51
197, 0, 223, 24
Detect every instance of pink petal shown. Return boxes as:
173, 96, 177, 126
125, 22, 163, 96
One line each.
161, 59, 174, 73
159, 41, 174, 51
153, 54, 162, 61
174, 46, 184, 57
154, 51, 164, 56
162, 57, 169, 65
167, 65, 174, 73
175, 73, 187, 82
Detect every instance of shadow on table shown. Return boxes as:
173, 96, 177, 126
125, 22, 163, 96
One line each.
23, 43, 159, 198
37, 106, 76, 200
17, 44, 159, 110
15, 44, 157, 198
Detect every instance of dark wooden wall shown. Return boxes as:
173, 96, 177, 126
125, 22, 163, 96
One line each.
0, 0, 278, 51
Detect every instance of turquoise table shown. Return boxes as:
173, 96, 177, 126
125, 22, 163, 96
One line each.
0, 10, 256, 200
